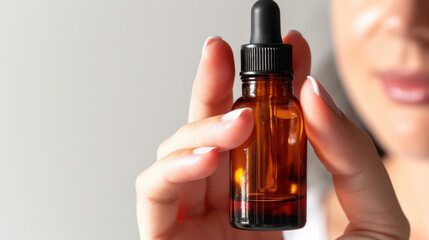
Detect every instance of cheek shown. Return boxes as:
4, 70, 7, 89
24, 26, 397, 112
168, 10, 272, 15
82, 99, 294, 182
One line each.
331, 1, 378, 120
331, 0, 429, 158
373, 106, 429, 158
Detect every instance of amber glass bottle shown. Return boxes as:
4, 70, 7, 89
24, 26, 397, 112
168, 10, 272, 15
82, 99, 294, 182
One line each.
229, 75, 307, 230
229, 0, 307, 231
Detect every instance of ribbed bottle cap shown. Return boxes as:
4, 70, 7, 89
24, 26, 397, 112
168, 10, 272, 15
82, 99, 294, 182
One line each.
241, 44, 292, 75
241, 0, 293, 76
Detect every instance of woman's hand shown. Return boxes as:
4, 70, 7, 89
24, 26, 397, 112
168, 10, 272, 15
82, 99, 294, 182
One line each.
136, 31, 410, 240
292, 33, 410, 238
301, 76, 410, 239
136, 36, 284, 240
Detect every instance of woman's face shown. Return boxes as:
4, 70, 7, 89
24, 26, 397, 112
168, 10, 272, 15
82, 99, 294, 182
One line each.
331, 0, 429, 159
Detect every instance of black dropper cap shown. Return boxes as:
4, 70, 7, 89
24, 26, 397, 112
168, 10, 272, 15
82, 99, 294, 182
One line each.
241, 0, 293, 76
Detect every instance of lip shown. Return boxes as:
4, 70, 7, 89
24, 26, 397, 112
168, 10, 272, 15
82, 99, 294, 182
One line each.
378, 71, 429, 104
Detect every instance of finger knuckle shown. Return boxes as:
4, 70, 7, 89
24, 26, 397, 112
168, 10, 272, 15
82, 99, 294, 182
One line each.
135, 170, 147, 192
157, 122, 196, 159
183, 121, 198, 132
157, 137, 171, 159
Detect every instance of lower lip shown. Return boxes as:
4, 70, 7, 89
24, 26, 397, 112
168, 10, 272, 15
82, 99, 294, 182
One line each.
379, 76, 429, 104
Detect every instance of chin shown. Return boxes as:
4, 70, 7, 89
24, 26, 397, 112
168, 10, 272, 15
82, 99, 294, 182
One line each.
382, 140, 429, 160
369, 111, 429, 160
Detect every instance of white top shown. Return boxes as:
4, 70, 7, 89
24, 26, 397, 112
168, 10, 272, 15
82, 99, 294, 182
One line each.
282, 187, 328, 240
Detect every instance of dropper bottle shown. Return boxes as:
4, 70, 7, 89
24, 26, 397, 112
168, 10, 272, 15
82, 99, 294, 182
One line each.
229, 0, 307, 231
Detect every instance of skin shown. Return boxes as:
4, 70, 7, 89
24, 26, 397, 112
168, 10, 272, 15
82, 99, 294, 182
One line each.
136, 31, 410, 239
328, 0, 429, 239
331, 0, 429, 159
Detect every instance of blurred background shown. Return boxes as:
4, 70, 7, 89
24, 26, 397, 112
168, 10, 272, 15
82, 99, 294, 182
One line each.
0, 0, 332, 239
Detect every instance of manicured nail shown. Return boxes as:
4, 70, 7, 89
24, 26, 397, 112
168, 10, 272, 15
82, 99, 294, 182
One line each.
202, 35, 222, 54
308, 76, 342, 117
221, 108, 252, 122
193, 147, 217, 155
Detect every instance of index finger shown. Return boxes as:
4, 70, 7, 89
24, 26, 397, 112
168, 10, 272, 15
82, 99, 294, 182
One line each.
188, 36, 235, 122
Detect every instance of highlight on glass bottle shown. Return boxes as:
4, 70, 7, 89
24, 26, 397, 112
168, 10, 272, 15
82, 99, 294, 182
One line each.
229, 0, 307, 231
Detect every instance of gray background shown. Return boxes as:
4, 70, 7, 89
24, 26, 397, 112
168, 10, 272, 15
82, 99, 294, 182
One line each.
0, 0, 331, 239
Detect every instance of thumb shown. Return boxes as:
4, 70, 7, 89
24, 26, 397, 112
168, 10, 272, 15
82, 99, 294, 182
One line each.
301, 76, 365, 175
300, 76, 409, 239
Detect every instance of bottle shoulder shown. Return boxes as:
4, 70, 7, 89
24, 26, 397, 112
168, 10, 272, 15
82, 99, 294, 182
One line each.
232, 95, 303, 113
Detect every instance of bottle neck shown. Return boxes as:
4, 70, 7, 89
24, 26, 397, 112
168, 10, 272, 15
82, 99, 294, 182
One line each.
241, 74, 294, 97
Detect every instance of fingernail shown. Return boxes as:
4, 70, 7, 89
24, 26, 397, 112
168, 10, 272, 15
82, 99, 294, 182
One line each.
202, 35, 222, 54
193, 147, 217, 155
308, 76, 342, 117
221, 108, 252, 122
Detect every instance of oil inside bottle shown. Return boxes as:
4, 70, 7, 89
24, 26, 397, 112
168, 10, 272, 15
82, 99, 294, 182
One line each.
229, 79, 307, 230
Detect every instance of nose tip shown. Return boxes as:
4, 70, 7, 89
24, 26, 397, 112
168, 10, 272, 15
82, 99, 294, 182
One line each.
385, 0, 429, 41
